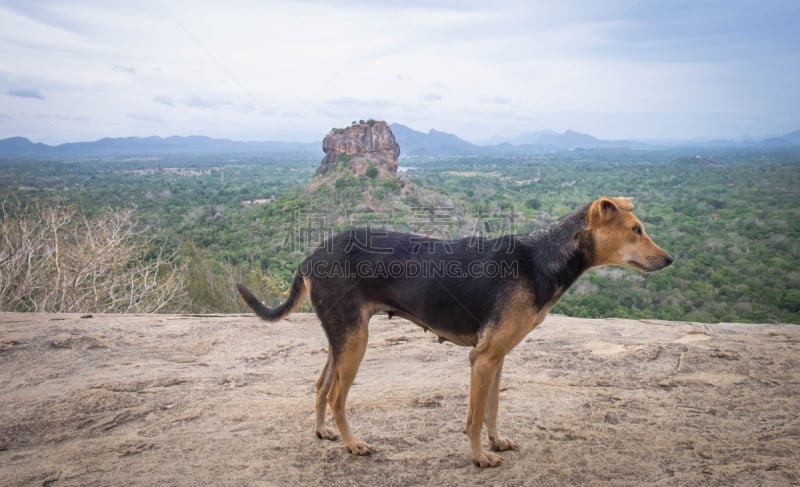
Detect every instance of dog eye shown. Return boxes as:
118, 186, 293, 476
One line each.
632, 225, 642, 235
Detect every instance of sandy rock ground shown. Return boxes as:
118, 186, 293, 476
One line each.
1, 312, 798, 486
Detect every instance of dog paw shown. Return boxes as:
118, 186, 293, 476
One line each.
490, 436, 519, 452
315, 427, 339, 441
472, 450, 505, 468
345, 440, 373, 456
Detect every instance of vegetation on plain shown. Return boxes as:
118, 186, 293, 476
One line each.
1, 148, 798, 323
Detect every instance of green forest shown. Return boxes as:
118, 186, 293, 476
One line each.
1, 147, 799, 324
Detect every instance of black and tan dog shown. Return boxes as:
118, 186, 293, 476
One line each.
236, 196, 673, 467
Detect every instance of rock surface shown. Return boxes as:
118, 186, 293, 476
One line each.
1, 312, 798, 485
318, 121, 400, 175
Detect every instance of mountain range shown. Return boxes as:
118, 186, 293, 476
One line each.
0, 135, 319, 158
1, 126, 799, 159
390, 124, 647, 155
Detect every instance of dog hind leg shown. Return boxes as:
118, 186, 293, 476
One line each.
327, 320, 372, 455
314, 352, 338, 440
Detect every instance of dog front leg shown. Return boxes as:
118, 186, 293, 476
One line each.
484, 358, 519, 452
465, 350, 506, 467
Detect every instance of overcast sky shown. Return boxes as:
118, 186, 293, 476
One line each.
1, 0, 798, 144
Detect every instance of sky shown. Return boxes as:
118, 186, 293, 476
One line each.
1, 0, 798, 144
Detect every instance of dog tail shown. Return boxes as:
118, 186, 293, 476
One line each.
236, 273, 307, 322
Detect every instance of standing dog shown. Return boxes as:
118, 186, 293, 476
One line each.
236, 196, 673, 467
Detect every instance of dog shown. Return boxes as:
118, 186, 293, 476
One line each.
236, 196, 673, 467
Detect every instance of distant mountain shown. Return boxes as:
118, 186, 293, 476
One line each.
388, 124, 641, 155
761, 130, 800, 147
0, 136, 55, 156
487, 130, 645, 149
0, 135, 319, 158
389, 124, 482, 155
540, 130, 601, 148
481, 130, 558, 146
2, 128, 798, 159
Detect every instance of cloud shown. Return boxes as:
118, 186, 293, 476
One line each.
36, 113, 90, 123
113, 64, 136, 75
484, 96, 512, 105
126, 113, 163, 122
156, 93, 255, 113
8, 88, 45, 100
153, 95, 174, 107
0, 1, 797, 141
183, 95, 233, 110
326, 97, 396, 111
318, 97, 400, 121
237, 101, 257, 113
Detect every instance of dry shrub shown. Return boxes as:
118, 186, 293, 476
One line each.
0, 198, 185, 313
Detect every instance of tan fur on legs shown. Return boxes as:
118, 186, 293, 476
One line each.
485, 359, 518, 452
328, 323, 372, 455
314, 352, 338, 440
466, 288, 551, 466
466, 349, 506, 467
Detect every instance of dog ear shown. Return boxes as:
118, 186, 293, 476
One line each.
612, 196, 634, 212
589, 196, 632, 226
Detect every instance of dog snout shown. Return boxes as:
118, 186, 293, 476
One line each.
644, 252, 673, 271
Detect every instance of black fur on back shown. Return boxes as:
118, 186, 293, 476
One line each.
516, 204, 594, 309
292, 204, 594, 344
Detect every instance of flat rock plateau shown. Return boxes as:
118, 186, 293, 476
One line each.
1, 312, 798, 486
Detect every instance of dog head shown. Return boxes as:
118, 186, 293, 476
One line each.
587, 196, 673, 272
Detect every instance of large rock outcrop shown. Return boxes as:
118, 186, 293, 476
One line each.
317, 120, 400, 175
2, 311, 798, 485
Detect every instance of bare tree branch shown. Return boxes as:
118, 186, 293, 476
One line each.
0, 197, 186, 313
